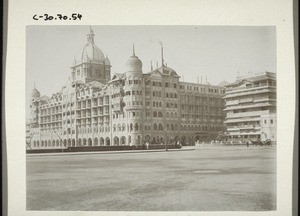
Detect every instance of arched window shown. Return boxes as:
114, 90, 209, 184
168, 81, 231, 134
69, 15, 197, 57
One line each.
154, 124, 158, 131
130, 123, 133, 131
153, 111, 157, 117
122, 124, 126, 131
118, 124, 122, 131
135, 123, 139, 131
159, 124, 163, 131
113, 124, 116, 132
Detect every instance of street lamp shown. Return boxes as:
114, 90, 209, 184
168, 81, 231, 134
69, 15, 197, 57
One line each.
165, 127, 168, 151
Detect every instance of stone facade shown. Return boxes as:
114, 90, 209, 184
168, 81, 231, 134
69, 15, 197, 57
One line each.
26, 27, 226, 150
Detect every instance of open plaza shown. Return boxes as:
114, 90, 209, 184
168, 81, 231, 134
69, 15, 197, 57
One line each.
26, 145, 276, 211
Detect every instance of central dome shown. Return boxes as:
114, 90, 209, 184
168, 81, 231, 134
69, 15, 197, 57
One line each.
78, 43, 105, 62
76, 27, 105, 63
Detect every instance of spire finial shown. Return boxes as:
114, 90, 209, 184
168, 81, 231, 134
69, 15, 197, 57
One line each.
151, 61, 153, 70
34, 82, 36, 89
132, 44, 135, 56
87, 26, 95, 43
161, 46, 164, 66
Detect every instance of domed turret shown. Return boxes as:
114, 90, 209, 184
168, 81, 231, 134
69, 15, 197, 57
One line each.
76, 26, 105, 63
126, 45, 142, 73
104, 55, 111, 65
31, 84, 40, 98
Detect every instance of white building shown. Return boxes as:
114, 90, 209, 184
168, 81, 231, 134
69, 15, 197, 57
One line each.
223, 72, 276, 143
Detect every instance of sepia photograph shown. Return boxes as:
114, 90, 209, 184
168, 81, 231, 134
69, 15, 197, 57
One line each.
25, 25, 277, 211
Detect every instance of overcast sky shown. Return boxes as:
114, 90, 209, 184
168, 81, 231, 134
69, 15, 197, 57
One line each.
26, 25, 276, 115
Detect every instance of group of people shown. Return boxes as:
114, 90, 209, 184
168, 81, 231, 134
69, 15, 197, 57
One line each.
142, 142, 150, 150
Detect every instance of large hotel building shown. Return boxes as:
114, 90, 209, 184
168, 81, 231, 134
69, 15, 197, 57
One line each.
26, 27, 226, 149
223, 72, 277, 143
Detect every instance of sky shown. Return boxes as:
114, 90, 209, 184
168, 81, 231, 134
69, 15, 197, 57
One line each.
26, 25, 276, 116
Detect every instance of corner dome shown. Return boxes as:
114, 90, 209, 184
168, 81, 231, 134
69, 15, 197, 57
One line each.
126, 56, 142, 72
76, 27, 105, 63
126, 45, 142, 73
104, 56, 111, 65
31, 87, 40, 98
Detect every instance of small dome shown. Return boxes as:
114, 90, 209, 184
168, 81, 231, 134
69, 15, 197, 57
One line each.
126, 56, 142, 72
125, 45, 142, 73
31, 88, 40, 98
104, 56, 111, 65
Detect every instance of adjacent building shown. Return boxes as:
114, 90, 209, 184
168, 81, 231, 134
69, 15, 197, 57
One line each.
26, 27, 227, 150
223, 72, 277, 143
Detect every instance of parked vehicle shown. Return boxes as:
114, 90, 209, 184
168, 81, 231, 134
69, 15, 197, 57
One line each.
251, 139, 272, 146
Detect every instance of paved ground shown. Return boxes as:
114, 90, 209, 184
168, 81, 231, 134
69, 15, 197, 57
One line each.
26, 145, 276, 211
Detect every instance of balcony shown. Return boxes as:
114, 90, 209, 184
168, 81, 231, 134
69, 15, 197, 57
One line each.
226, 110, 269, 118
227, 125, 260, 131
224, 88, 273, 99
224, 102, 274, 111
227, 131, 261, 136
224, 117, 260, 124
226, 83, 269, 93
